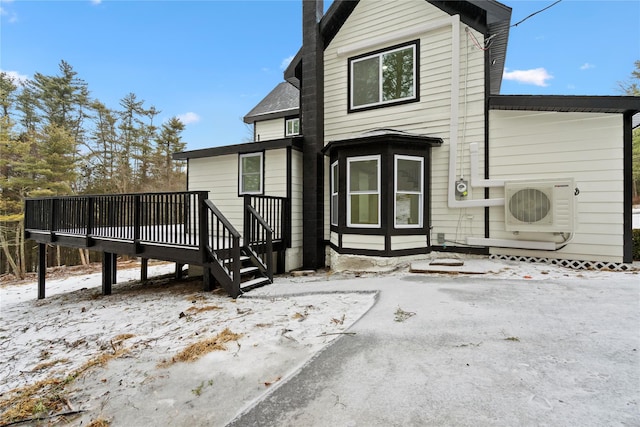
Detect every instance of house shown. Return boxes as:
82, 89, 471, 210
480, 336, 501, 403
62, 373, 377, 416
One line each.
174, 0, 639, 273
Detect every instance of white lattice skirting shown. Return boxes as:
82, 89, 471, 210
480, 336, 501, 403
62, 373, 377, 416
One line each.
489, 254, 633, 271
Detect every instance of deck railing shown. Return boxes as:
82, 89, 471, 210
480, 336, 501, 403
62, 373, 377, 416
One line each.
24, 191, 206, 247
243, 195, 289, 247
201, 199, 241, 297
244, 204, 274, 282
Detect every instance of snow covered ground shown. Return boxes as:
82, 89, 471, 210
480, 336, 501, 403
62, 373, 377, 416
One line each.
1, 257, 638, 426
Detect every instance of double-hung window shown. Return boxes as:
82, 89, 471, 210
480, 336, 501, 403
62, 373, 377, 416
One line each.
349, 41, 417, 111
285, 117, 299, 136
331, 161, 339, 226
347, 155, 380, 227
394, 155, 423, 227
239, 152, 263, 194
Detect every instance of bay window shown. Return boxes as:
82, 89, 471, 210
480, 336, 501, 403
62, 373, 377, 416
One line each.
347, 155, 380, 227
331, 161, 339, 226
395, 155, 423, 227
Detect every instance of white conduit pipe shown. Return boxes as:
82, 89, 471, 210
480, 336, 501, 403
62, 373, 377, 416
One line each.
469, 143, 504, 188
447, 14, 504, 209
444, 17, 570, 251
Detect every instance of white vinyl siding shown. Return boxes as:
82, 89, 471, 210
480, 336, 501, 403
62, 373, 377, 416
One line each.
391, 235, 428, 251
324, 0, 487, 244
488, 111, 624, 262
288, 149, 304, 270
264, 150, 287, 197
342, 234, 385, 250
188, 154, 244, 233
255, 118, 284, 141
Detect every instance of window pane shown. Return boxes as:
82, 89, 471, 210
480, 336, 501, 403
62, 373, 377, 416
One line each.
349, 159, 378, 192
242, 174, 260, 193
241, 154, 262, 193
396, 193, 420, 225
332, 163, 338, 193
286, 118, 299, 136
331, 194, 338, 225
396, 158, 421, 192
242, 156, 261, 174
350, 194, 379, 225
352, 56, 380, 107
382, 47, 414, 102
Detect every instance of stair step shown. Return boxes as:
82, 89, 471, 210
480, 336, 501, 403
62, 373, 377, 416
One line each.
241, 276, 271, 291
223, 255, 250, 264
240, 266, 259, 275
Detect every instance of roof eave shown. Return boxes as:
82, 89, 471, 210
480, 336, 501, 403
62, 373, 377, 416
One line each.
489, 95, 640, 114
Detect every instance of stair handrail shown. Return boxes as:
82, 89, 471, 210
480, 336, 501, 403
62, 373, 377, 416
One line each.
201, 199, 241, 297
245, 204, 273, 282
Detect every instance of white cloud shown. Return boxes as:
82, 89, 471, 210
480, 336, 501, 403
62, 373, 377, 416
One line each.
503, 68, 553, 87
580, 63, 595, 71
90, 0, 102, 5
1, 69, 29, 85
280, 55, 295, 71
0, 5, 17, 23
176, 112, 200, 125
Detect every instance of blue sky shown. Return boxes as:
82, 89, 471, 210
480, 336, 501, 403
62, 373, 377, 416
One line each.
1, 0, 638, 151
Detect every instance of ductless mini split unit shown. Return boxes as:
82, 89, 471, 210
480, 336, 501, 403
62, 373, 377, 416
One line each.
504, 178, 576, 234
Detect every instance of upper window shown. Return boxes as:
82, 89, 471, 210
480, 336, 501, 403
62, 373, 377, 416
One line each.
347, 155, 380, 228
349, 41, 418, 111
285, 117, 299, 136
239, 152, 263, 194
331, 161, 339, 226
395, 155, 423, 228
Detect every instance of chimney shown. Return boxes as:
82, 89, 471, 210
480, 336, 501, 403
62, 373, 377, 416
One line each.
301, 0, 325, 269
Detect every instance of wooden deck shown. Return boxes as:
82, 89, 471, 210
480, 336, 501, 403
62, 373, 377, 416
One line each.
24, 191, 290, 299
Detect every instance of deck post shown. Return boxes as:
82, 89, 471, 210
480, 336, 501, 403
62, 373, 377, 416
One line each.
141, 257, 148, 281
37, 243, 46, 299
111, 253, 117, 284
277, 250, 285, 274
102, 252, 113, 295
176, 263, 184, 280
203, 267, 213, 291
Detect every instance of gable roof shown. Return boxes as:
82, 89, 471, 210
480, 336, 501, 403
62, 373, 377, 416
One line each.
243, 81, 299, 124
285, 0, 512, 95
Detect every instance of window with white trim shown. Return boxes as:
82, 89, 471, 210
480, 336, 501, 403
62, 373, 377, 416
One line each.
331, 161, 339, 226
394, 155, 423, 228
239, 152, 263, 194
347, 155, 380, 227
350, 42, 417, 110
285, 117, 299, 136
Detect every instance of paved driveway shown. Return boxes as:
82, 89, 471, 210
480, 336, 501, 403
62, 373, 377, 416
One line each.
229, 272, 639, 426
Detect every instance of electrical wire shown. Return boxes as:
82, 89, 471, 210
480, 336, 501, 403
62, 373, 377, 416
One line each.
484, 0, 563, 48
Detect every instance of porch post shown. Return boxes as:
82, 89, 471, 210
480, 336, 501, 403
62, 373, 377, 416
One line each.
37, 243, 46, 299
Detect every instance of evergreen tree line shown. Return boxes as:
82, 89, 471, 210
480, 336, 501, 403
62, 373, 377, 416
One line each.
0, 60, 188, 278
